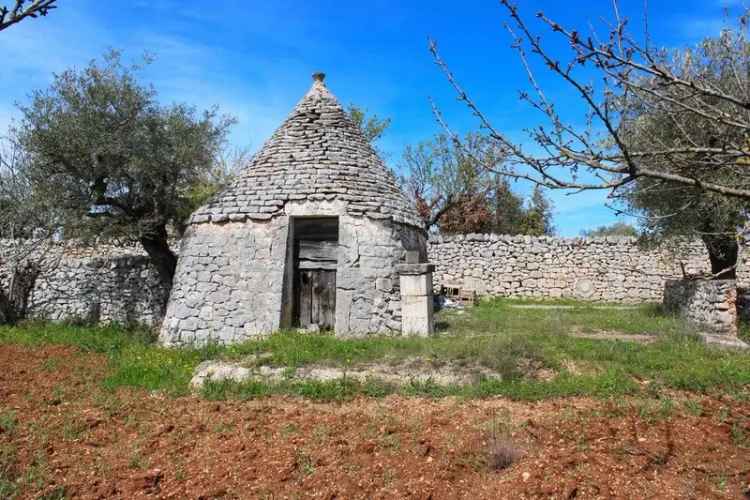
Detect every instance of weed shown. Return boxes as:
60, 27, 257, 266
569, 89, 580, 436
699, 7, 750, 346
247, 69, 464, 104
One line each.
487, 438, 523, 471
311, 424, 330, 444
715, 473, 728, 492
683, 400, 704, 417
2, 298, 750, 401
128, 450, 146, 470
294, 449, 315, 476
485, 407, 523, 471
94, 391, 124, 418
730, 422, 748, 448
38, 486, 67, 500
480, 408, 513, 436
41, 358, 59, 372
212, 422, 236, 434
61, 417, 87, 441
27, 422, 49, 450
280, 423, 299, 437
0, 444, 18, 499
0, 411, 17, 436
49, 386, 65, 406
380, 433, 401, 452
0, 480, 18, 500
717, 407, 731, 424
22, 450, 50, 490
382, 467, 395, 486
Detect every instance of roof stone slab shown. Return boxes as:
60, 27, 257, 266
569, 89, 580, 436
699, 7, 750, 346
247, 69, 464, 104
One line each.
189, 74, 424, 229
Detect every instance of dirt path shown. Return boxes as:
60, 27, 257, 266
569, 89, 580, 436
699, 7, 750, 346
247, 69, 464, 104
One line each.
1, 344, 749, 499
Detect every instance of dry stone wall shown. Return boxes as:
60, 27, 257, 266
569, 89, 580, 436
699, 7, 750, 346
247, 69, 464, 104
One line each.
159, 219, 289, 345
427, 234, 726, 303
3, 233, 746, 329
0, 241, 168, 325
663, 279, 738, 335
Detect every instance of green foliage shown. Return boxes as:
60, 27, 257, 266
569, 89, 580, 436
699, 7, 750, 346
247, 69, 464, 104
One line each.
103, 344, 210, 396
347, 104, 391, 153
0, 411, 17, 436
0, 443, 18, 499
15, 50, 235, 283
581, 222, 639, 238
401, 132, 548, 234
38, 486, 67, 500
3, 300, 750, 402
519, 186, 554, 236
618, 32, 750, 275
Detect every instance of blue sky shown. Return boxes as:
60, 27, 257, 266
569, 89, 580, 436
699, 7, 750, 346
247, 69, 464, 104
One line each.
0, 0, 743, 235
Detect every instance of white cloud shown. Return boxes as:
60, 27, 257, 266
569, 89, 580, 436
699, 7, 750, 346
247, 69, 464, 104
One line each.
0, 5, 304, 153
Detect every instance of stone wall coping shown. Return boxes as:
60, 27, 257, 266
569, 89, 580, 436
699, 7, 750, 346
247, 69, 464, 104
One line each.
427, 233, 647, 245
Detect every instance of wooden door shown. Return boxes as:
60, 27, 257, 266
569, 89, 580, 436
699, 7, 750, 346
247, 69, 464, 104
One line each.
295, 239, 337, 330
297, 269, 336, 330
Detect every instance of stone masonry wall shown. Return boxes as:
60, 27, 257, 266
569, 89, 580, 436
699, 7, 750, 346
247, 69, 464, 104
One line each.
427, 234, 731, 303
0, 241, 168, 325
3, 233, 745, 330
663, 279, 738, 336
159, 219, 289, 345
739, 288, 750, 323
159, 199, 427, 345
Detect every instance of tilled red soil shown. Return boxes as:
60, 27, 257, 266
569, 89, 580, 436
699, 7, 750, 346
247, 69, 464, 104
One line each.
1, 344, 749, 499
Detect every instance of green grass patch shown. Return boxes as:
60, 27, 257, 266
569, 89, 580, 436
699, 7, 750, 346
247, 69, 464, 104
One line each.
1, 299, 750, 401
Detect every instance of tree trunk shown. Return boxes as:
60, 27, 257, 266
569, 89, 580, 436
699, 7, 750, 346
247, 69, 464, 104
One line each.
139, 225, 177, 290
0, 261, 40, 325
701, 234, 738, 279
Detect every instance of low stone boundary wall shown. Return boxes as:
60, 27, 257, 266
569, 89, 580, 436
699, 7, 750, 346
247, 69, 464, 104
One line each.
2, 235, 747, 327
427, 234, 719, 303
663, 279, 738, 336
0, 241, 168, 326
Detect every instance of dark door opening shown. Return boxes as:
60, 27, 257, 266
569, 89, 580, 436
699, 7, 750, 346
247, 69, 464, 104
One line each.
293, 217, 338, 330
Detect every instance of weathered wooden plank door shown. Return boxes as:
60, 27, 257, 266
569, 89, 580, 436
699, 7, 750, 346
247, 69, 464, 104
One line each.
293, 222, 338, 330
297, 269, 336, 330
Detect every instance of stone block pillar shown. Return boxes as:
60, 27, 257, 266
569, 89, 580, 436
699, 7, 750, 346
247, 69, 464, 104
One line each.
397, 252, 435, 337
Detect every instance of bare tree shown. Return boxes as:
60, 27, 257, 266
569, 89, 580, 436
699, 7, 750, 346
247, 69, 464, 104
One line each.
401, 133, 504, 231
0, 133, 53, 324
430, 1, 750, 201
0, 0, 56, 32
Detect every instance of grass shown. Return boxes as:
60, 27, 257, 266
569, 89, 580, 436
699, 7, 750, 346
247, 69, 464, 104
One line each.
0, 411, 18, 436
1, 299, 749, 401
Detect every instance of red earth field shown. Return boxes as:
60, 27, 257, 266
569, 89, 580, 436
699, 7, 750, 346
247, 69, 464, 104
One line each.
1, 344, 749, 499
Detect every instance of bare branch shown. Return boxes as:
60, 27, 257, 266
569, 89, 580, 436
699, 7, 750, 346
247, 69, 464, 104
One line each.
429, 1, 750, 201
0, 0, 57, 32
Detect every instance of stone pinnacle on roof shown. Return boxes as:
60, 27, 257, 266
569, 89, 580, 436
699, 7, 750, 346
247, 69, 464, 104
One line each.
189, 73, 424, 229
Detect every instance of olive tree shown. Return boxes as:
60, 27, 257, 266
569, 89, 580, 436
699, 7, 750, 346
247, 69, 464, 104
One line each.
617, 31, 750, 277
16, 50, 235, 288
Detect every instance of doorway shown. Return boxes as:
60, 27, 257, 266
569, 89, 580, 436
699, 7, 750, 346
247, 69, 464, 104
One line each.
292, 217, 338, 330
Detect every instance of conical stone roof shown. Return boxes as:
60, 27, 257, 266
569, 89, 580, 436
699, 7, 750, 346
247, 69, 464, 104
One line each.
190, 73, 423, 229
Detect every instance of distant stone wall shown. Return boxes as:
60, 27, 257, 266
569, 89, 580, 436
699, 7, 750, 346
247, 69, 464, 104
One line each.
663, 279, 738, 336
0, 241, 168, 326
427, 234, 728, 303
3, 233, 747, 328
